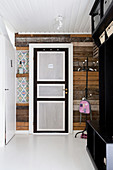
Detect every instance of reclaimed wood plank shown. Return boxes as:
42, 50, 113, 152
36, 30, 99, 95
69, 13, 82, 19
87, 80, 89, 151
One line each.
16, 47, 29, 50
73, 104, 99, 111
74, 76, 99, 81
73, 122, 86, 126
15, 33, 70, 38
73, 80, 99, 85
73, 46, 93, 52
15, 33, 92, 38
73, 61, 98, 67
16, 126, 29, 130
73, 52, 93, 57
73, 111, 99, 121
16, 121, 29, 130
73, 122, 86, 130
73, 57, 97, 62
73, 91, 99, 100
15, 36, 93, 47
73, 42, 93, 46
73, 126, 85, 130
16, 74, 29, 77
73, 71, 99, 76
16, 108, 29, 122
16, 122, 29, 127
70, 34, 92, 38
73, 85, 99, 90
16, 103, 29, 106
73, 100, 99, 105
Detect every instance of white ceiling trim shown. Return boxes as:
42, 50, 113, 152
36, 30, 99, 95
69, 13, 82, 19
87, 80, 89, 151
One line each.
18, 32, 92, 35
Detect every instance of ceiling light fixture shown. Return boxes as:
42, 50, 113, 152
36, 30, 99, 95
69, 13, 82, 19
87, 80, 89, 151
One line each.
56, 16, 63, 30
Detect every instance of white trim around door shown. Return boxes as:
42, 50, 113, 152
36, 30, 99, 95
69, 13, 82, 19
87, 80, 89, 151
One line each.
29, 43, 73, 134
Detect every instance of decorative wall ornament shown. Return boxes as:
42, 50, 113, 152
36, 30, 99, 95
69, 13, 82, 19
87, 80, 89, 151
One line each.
17, 50, 29, 73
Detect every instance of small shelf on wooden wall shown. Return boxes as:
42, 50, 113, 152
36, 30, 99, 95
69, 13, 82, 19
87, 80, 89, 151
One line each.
16, 103, 29, 106
16, 73, 29, 77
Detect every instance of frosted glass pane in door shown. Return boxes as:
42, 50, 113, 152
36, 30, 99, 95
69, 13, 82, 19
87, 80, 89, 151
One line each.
37, 84, 65, 98
37, 101, 65, 131
37, 52, 65, 81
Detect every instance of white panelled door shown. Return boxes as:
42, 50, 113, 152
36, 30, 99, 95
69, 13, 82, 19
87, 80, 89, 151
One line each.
5, 38, 15, 144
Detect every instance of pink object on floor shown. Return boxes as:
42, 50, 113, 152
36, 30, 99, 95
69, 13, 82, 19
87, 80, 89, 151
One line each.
81, 133, 87, 139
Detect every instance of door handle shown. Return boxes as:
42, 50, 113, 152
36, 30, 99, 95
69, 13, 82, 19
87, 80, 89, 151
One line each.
5, 89, 9, 91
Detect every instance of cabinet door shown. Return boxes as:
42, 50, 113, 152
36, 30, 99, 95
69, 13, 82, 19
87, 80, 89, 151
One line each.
5, 39, 15, 144
93, 2, 100, 30
104, 0, 112, 14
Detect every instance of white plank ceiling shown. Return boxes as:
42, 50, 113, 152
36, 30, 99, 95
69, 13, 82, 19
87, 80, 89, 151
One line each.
0, 0, 95, 34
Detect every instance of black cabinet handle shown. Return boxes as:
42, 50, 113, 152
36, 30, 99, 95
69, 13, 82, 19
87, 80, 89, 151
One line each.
5, 89, 9, 91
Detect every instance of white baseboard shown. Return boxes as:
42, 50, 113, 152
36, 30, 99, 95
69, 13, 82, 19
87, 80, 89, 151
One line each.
15, 130, 29, 134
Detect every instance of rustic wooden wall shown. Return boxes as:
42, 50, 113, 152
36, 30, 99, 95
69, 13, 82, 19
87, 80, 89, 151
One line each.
15, 34, 99, 131
15, 33, 92, 46
73, 42, 99, 130
16, 106, 29, 130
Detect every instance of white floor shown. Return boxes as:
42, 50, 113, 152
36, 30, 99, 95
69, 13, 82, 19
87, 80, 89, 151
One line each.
0, 133, 95, 170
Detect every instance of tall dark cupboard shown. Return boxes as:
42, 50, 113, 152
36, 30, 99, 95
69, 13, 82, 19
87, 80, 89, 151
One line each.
87, 1, 113, 169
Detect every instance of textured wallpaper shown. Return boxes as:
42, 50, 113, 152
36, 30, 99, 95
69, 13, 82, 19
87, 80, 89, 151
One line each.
16, 50, 29, 103
17, 50, 29, 73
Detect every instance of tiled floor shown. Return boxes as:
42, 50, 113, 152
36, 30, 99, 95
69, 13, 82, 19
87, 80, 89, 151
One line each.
0, 134, 95, 170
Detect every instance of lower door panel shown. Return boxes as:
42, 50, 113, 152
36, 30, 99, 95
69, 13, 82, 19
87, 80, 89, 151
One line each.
37, 101, 65, 131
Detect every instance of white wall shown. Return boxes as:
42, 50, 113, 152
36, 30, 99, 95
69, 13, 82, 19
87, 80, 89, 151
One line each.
0, 16, 16, 146
0, 35, 16, 147
0, 35, 5, 147
4, 21, 15, 48
5, 37, 16, 144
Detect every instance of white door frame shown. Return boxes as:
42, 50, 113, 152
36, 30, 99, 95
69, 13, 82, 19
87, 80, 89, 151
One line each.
29, 43, 73, 134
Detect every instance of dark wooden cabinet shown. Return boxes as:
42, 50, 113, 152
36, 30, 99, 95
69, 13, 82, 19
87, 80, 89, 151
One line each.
91, 0, 101, 33
93, 1, 101, 31
103, 0, 113, 14
90, 0, 113, 46
87, 1, 113, 169
99, 34, 113, 130
87, 121, 113, 170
